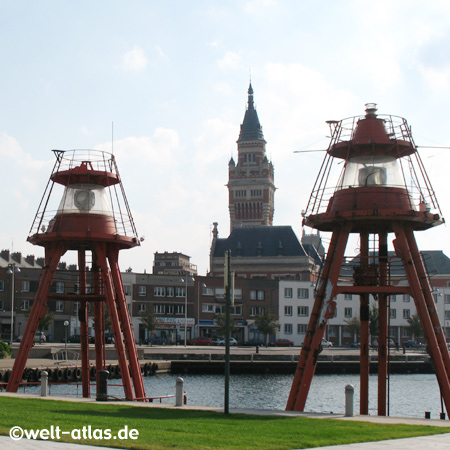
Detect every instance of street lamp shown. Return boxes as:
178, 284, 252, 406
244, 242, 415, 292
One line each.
7, 263, 20, 344
180, 275, 194, 347
197, 282, 206, 337
64, 320, 69, 359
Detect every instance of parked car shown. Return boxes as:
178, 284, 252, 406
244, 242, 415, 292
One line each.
243, 339, 265, 347
216, 337, 238, 346
17, 332, 47, 343
403, 340, 424, 348
268, 338, 294, 347
187, 336, 213, 346
145, 336, 167, 345
321, 338, 333, 348
67, 335, 81, 343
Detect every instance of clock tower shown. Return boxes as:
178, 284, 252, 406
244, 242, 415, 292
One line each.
228, 83, 275, 231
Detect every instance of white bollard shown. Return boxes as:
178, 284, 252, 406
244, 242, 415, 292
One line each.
40, 371, 48, 397
175, 377, 184, 407
345, 384, 354, 417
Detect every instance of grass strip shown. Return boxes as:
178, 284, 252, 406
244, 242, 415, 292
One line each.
0, 396, 449, 450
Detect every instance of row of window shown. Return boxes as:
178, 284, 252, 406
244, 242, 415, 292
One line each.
283, 288, 310, 299
139, 286, 185, 297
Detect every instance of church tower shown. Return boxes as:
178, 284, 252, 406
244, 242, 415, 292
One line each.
227, 83, 275, 231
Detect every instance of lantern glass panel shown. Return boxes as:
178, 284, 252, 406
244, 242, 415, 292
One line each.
57, 184, 113, 216
339, 155, 404, 189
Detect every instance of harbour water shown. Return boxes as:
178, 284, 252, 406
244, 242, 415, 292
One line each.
30, 373, 445, 419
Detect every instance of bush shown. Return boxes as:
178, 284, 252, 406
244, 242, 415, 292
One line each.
0, 339, 12, 358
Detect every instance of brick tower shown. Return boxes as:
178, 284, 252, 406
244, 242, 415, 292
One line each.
227, 83, 275, 231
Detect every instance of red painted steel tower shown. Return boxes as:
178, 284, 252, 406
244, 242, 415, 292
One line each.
286, 104, 450, 416
7, 150, 146, 401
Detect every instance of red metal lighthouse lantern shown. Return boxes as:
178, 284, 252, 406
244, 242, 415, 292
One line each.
7, 149, 146, 401
286, 105, 450, 416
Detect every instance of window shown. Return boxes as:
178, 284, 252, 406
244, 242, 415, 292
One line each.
250, 306, 265, 316
250, 290, 257, 300
297, 288, 309, 299
0, 300, 3, 310
124, 285, 131, 296
154, 287, 166, 297
175, 304, 185, 315
445, 295, 450, 304
445, 311, 450, 320
56, 282, 64, 294
284, 288, 293, 298
138, 286, 147, 296
56, 301, 64, 312
22, 281, 30, 292
297, 306, 309, 317
297, 324, 307, 334
403, 309, 411, 319
175, 287, 185, 297
284, 324, 293, 334
164, 287, 173, 297
390, 309, 397, 319
166, 305, 174, 314
390, 295, 396, 302
284, 306, 293, 316
139, 303, 147, 312
344, 293, 352, 300
250, 189, 262, 197
73, 302, 79, 314
257, 290, 264, 300
231, 305, 242, 315
21, 300, 30, 311
234, 289, 242, 300
205, 287, 214, 296
403, 294, 411, 302
154, 304, 164, 314
215, 288, 224, 299
235, 190, 247, 198
202, 304, 215, 313
344, 307, 352, 318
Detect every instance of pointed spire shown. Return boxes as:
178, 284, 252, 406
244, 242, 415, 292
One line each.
238, 83, 265, 142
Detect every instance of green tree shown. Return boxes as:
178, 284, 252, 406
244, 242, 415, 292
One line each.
26, 308, 54, 343
255, 313, 279, 346
369, 303, 379, 338
344, 317, 361, 343
215, 313, 239, 337
139, 311, 159, 345
406, 313, 422, 340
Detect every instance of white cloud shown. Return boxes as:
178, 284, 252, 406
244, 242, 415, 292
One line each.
217, 51, 241, 71
121, 46, 148, 72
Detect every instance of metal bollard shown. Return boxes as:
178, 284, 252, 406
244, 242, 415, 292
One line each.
345, 384, 354, 417
175, 377, 184, 407
96, 370, 110, 401
40, 371, 48, 397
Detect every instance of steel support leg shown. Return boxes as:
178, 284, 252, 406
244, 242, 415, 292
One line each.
393, 225, 450, 417
377, 232, 389, 416
359, 232, 370, 415
78, 249, 90, 398
286, 226, 350, 411
7, 243, 66, 392
107, 246, 146, 401
95, 244, 135, 400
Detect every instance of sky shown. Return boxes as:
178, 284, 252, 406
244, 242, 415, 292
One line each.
1, 0, 450, 275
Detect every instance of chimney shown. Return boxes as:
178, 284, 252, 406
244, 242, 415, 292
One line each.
26, 255, 35, 266
0, 250, 10, 262
12, 252, 22, 264
36, 257, 45, 268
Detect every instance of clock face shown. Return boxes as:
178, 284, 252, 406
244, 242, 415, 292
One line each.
74, 189, 95, 211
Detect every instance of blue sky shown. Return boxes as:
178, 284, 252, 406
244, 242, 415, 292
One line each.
1, 0, 450, 274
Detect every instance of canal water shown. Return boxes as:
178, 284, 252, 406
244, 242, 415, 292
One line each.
32, 373, 445, 419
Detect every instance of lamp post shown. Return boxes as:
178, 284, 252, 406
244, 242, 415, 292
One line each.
7, 263, 20, 344
197, 282, 206, 337
64, 320, 69, 360
180, 275, 194, 347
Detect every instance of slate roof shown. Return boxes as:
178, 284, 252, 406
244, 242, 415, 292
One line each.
237, 83, 265, 142
212, 226, 308, 258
